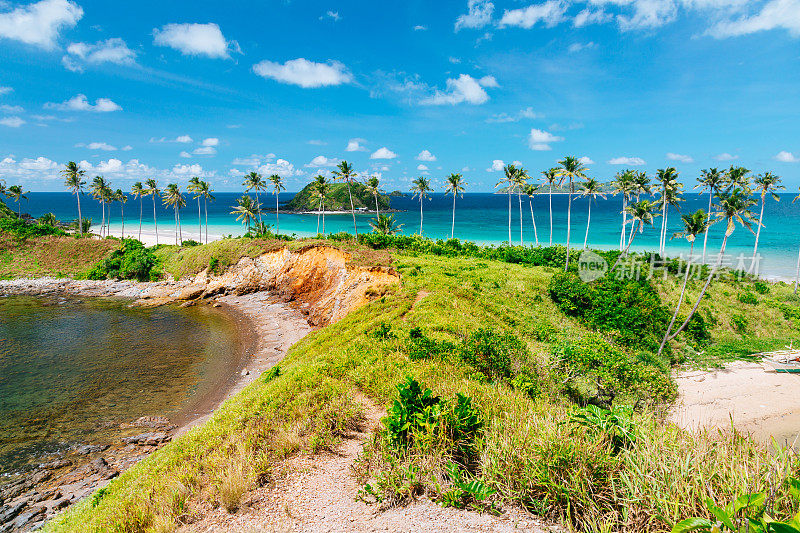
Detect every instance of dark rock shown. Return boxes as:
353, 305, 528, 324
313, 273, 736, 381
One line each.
28, 471, 50, 485
12, 506, 45, 530
41, 459, 72, 470
50, 497, 70, 511
121, 432, 171, 446
28, 489, 60, 504
89, 457, 108, 472
76, 444, 109, 455
0, 501, 25, 524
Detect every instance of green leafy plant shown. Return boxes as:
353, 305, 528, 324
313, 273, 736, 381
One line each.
569, 404, 636, 453
738, 292, 759, 305
438, 462, 497, 512
754, 281, 770, 295
86, 239, 158, 281
458, 328, 527, 381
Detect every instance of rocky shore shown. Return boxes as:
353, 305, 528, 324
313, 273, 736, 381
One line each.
0, 245, 398, 531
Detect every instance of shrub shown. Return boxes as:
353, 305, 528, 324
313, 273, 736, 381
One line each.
87, 239, 158, 281
754, 281, 770, 294
181, 239, 200, 247
405, 328, 455, 361
458, 328, 526, 381
569, 404, 636, 453
731, 314, 749, 335
0, 217, 66, 239
738, 292, 758, 305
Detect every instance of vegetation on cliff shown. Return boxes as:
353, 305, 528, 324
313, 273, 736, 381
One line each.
283, 182, 391, 212
33, 232, 800, 532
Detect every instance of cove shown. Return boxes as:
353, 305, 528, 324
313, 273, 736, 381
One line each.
0, 295, 244, 481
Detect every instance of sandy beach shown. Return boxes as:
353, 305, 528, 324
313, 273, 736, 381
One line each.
671, 360, 800, 446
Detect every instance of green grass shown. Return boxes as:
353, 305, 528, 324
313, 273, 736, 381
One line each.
41, 237, 800, 532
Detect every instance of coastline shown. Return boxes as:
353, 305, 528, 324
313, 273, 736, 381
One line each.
0, 279, 314, 531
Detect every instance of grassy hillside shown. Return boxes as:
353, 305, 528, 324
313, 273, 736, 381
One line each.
0, 234, 118, 279
283, 182, 391, 212
45, 235, 800, 532
0, 197, 16, 219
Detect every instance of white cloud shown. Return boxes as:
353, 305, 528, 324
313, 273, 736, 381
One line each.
256, 158, 300, 178
201, 137, 219, 147
0, 86, 12, 96
413, 24, 427, 30
666, 152, 694, 163
153, 23, 233, 59
306, 155, 339, 167
478, 75, 499, 87
573, 8, 611, 27
150, 135, 193, 144
0, 104, 23, 113
0, 116, 25, 127
713, 152, 739, 161
308, 139, 326, 145
499, 1, 568, 28
486, 106, 541, 123
0, 0, 82, 49
323, 10, 341, 21
121, 145, 132, 151
75, 141, 117, 151
62, 38, 135, 72
775, 150, 800, 163
578, 156, 595, 165
608, 156, 646, 165
370, 147, 397, 159
455, 0, 495, 31
420, 74, 494, 105
44, 94, 122, 112
346, 138, 367, 152
231, 153, 275, 166
528, 128, 564, 150
179, 151, 191, 158
592, 0, 678, 30
192, 146, 216, 156
487, 159, 504, 172
172, 163, 206, 176
568, 41, 597, 52
176, 135, 193, 143
417, 164, 429, 171
416, 149, 436, 161
708, 0, 800, 38
252, 58, 352, 88
96, 158, 123, 173
19, 156, 59, 171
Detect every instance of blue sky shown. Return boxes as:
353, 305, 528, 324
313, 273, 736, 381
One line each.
0, 0, 799, 192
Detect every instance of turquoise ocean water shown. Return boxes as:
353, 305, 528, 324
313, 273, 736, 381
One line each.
14, 191, 800, 279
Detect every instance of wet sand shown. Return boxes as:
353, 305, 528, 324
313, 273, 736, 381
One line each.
670, 360, 800, 446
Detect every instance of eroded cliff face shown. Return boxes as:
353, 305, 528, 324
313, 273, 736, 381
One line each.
137, 245, 399, 326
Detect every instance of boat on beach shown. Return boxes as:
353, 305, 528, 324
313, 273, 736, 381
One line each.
759, 349, 800, 373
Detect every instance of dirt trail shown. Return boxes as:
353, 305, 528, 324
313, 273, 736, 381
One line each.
182, 398, 554, 533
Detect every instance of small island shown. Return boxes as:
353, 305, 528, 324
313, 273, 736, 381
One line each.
281, 182, 394, 213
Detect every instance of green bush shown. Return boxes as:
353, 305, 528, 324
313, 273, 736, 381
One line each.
753, 281, 770, 294
738, 292, 758, 305
548, 271, 670, 351
405, 327, 455, 361
731, 314, 749, 335
87, 239, 158, 281
0, 217, 66, 239
458, 327, 526, 381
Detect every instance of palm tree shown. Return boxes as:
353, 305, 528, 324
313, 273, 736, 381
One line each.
695, 168, 726, 263
131, 182, 145, 241
312, 175, 329, 236
188, 177, 203, 243
411, 176, 433, 235
364, 175, 382, 216
611, 170, 636, 251
628, 170, 652, 245
268, 174, 285, 235
231, 195, 259, 232
664, 188, 757, 343
751, 172, 783, 269
610, 199, 659, 271
444, 173, 466, 239
580, 178, 606, 249
6, 185, 27, 216
556, 156, 588, 271
332, 161, 359, 236
144, 179, 160, 245
512, 167, 530, 246
370, 213, 404, 235
91, 176, 109, 237
496, 164, 520, 244
0, 180, 6, 198
162, 184, 186, 245
244, 172, 266, 226
656, 210, 711, 357
61, 161, 86, 235
104, 186, 115, 236
541, 167, 562, 246
115, 189, 127, 238
39, 212, 57, 226
726, 165, 752, 193
197, 180, 214, 244
793, 189, 800, 294
654, 167, 682, 256
522, 184, 540, 246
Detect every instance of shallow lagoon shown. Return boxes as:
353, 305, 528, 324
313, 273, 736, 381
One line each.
0, 296, 242, 479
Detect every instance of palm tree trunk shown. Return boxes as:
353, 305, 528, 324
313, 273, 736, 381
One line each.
662, 208, 669, 256
565, 178, 573, 271
204, 199, 209, 244
317, 198, 321, 234
518, 193, 523, 246
76, 193, 83, 236
667, 233, 730, 342
507, 191, 511, 244
255, 191, 262, 225
121, 203, 124, 238
620, 197, 626, 251
752, 196, 765, 272
178, 208, 182, 243
174, 208, 178, 245
610, 220, 643, 271
529, 198, 539, 246
795, 244, 800, 295
197, 198, 202, 242
657, 241, 695, 357
451, 194, 456, 239
583, 201, 592, 249
138, 198, 143, 241
346, 180, 358, 237
275, 193, 280, 235
419, 197, 423, 235
549, 185, 553, 246
322, 198, 326, 236
702, 191, 712, 263
660, 199, 667, 255
375, 195, 379, 218
152, 196, 158, 245
101, 201, 105, 237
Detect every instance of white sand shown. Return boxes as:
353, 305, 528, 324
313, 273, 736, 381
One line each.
670, 360, 800, 446
98, 225, 227, 247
